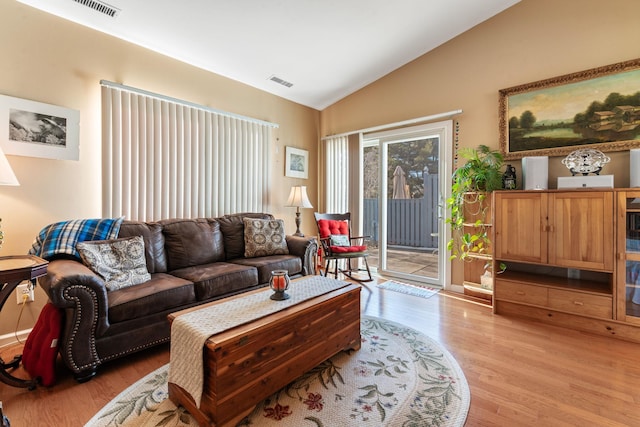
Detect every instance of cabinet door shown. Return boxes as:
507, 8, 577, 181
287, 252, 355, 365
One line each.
617, 191, 640, 324
494, 192, 547, 263
548, 191, 613, 271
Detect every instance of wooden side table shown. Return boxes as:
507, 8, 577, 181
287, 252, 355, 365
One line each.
0, 255, 48, 389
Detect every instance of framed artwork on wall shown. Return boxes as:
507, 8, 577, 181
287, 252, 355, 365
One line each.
499, 58, 640, 160
0, 94, 80, 161
285, 146, 309, 179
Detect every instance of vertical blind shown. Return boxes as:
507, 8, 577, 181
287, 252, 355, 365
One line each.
101, 82, 277, 221
324, 135, 349, 213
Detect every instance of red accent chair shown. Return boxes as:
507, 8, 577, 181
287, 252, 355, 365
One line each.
314, 212, 372, 282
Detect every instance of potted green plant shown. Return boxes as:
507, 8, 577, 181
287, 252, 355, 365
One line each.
446, 144, 503, 266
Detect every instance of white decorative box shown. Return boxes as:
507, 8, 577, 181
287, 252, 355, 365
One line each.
557, 175, 614, 189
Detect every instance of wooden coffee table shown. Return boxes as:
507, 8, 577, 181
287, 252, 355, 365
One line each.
167, 279, 361, 427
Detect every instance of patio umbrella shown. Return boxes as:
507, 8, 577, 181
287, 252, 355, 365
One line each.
392, 165, 409, 199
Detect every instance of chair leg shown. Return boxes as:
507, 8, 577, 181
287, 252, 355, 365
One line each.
336, 257, 373, 283
322, 256, 374, 283
358, 258, 373, 282
362, 257, 373, 282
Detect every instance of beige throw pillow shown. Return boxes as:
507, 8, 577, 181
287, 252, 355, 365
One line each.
77, 235, 151, 291
243, 218, 289, 258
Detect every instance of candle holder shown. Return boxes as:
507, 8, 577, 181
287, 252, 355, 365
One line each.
269, 270, 290, 300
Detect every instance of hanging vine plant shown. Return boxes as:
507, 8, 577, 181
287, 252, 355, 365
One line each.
446, 144, 504, 267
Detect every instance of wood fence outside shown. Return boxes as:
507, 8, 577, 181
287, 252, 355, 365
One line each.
363, 175, 439, 249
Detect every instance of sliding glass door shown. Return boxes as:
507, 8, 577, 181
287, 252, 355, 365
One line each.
362, 121, 452, 287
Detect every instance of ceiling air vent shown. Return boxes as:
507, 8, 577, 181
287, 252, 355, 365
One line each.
268, 75, 294, 88
72, 0, 120, 18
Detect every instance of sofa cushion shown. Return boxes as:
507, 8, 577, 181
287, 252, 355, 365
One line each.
243, 218, 289, 258
171, 262, 259, 301
108, 273, 196, 323
218, 213, 273, 260
160, 218, 225, 271
231, 255, 302, 284
28, 217, 125, 261
118, 221, 167, 273
77, 236, 151, 291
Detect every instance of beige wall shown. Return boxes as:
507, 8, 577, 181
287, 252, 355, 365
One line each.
3, 0, 639, 336
320, 0, 640, 285
0, 0, 320, 336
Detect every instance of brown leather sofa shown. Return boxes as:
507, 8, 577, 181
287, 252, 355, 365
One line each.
39, 213, 317, 382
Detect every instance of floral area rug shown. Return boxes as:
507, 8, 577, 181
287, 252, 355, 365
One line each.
85, 315, 469, 427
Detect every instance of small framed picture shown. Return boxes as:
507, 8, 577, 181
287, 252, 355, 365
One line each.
285, 146, 309, 179
0, 94, 80, 161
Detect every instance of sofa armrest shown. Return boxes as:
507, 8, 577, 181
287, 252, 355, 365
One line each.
286, 235, 318, 275
38, 259, 110, 376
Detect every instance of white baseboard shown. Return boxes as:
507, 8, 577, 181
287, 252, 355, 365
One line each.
0, 329, 32, 348
448, 283, 465, 294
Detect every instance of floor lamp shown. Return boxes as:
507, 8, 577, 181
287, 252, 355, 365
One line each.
0, 146, 19, 249
286, 185, 313, 237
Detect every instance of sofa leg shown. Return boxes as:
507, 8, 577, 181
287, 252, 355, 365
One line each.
74, 369, 97, 383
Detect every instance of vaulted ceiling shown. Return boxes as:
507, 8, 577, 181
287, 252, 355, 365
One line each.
17, 0, 520, 110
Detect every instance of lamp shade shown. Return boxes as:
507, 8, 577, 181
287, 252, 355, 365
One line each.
0, 146, 18, 186
286, 185, 313, 208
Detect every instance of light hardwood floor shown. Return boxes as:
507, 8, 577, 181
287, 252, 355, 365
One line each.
1, 278, 640, 426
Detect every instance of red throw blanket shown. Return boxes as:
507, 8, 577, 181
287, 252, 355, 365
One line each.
22, 302, 62, 387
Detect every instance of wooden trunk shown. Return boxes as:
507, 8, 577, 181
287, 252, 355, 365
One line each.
168, 283, 361, 427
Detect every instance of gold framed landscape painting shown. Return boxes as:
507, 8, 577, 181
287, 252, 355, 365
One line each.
499, 58, 640, 160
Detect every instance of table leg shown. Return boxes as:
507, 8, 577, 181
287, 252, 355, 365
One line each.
0, 281, 37, 390
0, 355, 37, 390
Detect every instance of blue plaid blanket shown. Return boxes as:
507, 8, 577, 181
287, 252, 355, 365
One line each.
29, 217, 125, 260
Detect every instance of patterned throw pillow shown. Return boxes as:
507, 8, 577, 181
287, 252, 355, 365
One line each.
243, 218, 289, 258
77, 236, 151, 291
29, 217, 125, 260
329, 234, 350, 247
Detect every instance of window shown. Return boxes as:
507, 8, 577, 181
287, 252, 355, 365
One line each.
101, 82, 277, 221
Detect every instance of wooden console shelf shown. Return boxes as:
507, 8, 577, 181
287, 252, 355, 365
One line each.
492, 189, 640, 344
495, 272, 613, 319
497, 270, 611, 295
462, 193, 494, 301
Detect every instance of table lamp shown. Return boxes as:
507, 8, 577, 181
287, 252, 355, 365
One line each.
0, 145, 19, 249
286, 185, 313, 237
0, 146, 18, 186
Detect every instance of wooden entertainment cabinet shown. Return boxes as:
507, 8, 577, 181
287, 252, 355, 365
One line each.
492, 189, 640, 343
